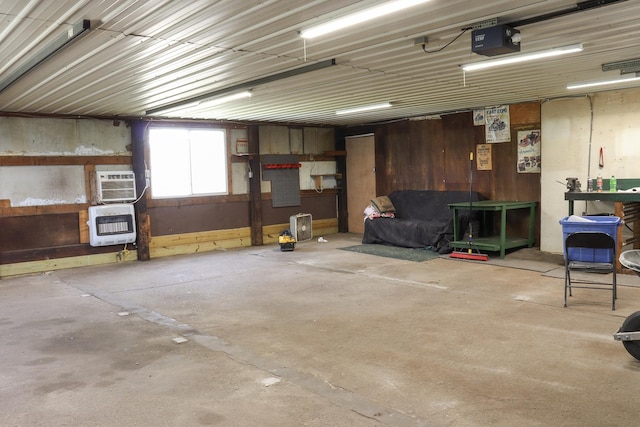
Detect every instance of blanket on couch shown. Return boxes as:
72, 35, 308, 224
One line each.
362, 190, 483, 253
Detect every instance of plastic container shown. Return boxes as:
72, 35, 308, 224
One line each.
559, 215, 621, 261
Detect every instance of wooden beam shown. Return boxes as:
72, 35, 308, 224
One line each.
0, 155, 131, 166
78, 210, 89, 244
0, 203, 90, 217
131, 120, 150, 261
248, 125, 263, 246
149, 227, 252, 258
0, 250, 137, 278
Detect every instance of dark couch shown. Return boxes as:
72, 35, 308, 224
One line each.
362, 190, 483, 253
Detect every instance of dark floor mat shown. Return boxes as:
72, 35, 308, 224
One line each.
339, 244, 440, 262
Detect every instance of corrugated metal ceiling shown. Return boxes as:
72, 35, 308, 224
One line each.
1, 0, 639, 126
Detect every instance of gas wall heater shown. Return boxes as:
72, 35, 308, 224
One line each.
88, 204, 136, 247
96, 171, 136, 203
290, 213, 313, 242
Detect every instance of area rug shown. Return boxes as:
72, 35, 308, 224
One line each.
339, 244, 441, 262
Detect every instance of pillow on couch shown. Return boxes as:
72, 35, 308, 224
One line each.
371, 195, 396, 213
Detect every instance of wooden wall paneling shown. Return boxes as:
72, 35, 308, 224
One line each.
84, 164, 95, 205
1, 246, 137, 275
346, 135, 375, 233
509, 102, 541, 125
148, 201, 251, 236
0, 213, 80, 251
406, 120, 428, 190
375, 121, 406, 195
491, 137, 514, 198
472, 124, 493, 199
408, 119, 445, 191
78, 210, 89, 243
149, 227, 252, 258
260, 193, 337, 226
442, 112, 477, 192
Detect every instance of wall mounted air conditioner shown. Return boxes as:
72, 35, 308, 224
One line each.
290, 213, 312, 242
95, 171, 136, 203
88, 204, 136, 247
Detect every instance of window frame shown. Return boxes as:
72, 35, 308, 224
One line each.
147, 124, 230, 199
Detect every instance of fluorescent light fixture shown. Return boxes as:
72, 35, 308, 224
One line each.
567, 74, 640, 90
200, 91, 252, 106
300, 0, 431, 39
147, 59, 336, 116
149, 92, 251, 115
0, 20, 91, 93
462, 43, 583, 72
336, 102, 392, 115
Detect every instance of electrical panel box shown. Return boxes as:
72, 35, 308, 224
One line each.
471, 25, 520, 56
95, 171, 136, 203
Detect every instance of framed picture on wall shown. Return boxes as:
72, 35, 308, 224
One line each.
485, 105, 511, 143
473, 109, 485, 126
477, 144, 492, 170
517, 130, 541, 173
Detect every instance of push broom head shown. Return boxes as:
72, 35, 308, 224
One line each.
449, 249, 489, 261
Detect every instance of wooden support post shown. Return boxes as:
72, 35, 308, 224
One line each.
131, 120, 151, 261
334, 127, 348, 233
248, 125, 263, 246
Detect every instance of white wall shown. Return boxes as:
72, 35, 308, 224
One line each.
0, 117, 130, 155
0, 117, 130, 206
541, 87, 640, 253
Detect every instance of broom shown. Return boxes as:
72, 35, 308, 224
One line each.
449, 152, 489, 261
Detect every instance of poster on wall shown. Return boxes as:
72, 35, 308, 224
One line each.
476, 144, 492, 170
485, 105, 511, 143
473, 109, 485, 126
517, 130, 541, 173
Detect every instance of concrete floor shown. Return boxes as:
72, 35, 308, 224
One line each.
2, 233, 640, 426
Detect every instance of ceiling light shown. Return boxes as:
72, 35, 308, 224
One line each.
567, 74, 640, 90
336, 102, 392, 115
200, 91, 252, 106
462, 43, 583, 72
149, 92, 252, 115
0, 20, 91, 93
300, 0, 431, 39
147, 58, 336, 116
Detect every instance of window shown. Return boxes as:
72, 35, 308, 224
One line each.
148, 127, 227, 198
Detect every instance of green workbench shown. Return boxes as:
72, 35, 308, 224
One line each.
565, 191, 640, 215
448, 200, 537, 258
564, 186, 640, 273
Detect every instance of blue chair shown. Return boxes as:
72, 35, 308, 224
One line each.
564, 231, 617, 310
